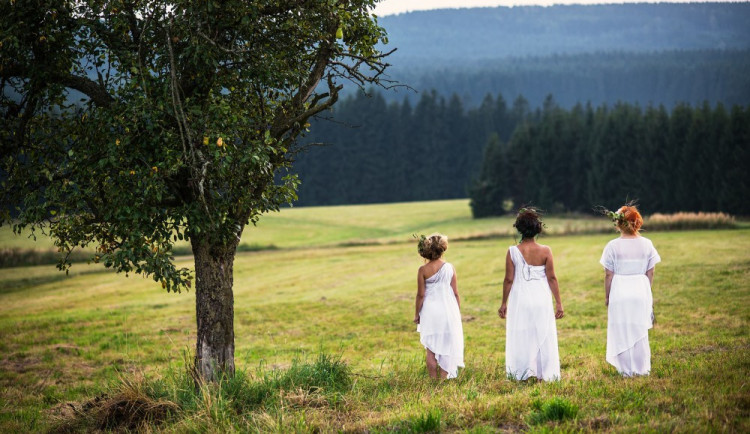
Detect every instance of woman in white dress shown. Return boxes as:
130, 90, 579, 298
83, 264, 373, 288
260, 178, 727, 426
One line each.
414, 233, 464, 379
601, 205, 661, 377
498, 208, 564, 381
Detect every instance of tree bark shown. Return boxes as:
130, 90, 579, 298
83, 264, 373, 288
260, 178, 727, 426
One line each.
191, 237, 236, 381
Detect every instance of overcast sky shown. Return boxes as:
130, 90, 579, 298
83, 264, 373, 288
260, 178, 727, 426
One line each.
373, 0, 740, 16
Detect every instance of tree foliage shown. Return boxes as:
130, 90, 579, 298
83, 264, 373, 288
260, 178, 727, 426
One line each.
1, 0, 391, 291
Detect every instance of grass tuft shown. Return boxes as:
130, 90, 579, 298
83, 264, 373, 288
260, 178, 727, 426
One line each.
276, 352, 352, 394
49, 352, 355, 431
528, 397, 579, 425
409, 408, 443, 433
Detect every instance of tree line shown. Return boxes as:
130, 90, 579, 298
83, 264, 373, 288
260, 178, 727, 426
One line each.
295, 91, 750, 216
295, 90, 530, 206
470, 98, 750, 217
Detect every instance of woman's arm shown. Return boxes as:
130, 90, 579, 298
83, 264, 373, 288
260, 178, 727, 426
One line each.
414, 267, 426, 324
604, 269, 614, 306
545, 247, 564, 319
451, 268, 460, 309
498, 250, 514, 318
646, 267, 655, 286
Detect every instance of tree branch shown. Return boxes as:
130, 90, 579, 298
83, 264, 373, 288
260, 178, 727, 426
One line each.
2, 62, 114, 108
270, 20, 339, 138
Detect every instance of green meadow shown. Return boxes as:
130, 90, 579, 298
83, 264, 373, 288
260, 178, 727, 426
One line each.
0, 199, 748, 432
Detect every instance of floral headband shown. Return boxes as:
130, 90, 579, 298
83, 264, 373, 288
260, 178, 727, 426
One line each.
413, 233, 427, 256
607, 210, 625, 224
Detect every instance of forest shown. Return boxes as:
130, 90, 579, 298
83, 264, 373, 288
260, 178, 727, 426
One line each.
292, 3, 750, 213
294, 90, 750, 216
375, 3, 750, 107
379, 3, 750, 63
386, 49, 750, 109
469, 98, 750, 217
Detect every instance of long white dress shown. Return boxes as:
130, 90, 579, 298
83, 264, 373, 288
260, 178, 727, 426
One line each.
600, 237, 661, 376
417, 262, 465, 379
505, 246, 561, 381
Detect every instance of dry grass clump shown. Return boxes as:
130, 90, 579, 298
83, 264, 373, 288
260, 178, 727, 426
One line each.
50, 375, 179, 433
646, 212, 736, 231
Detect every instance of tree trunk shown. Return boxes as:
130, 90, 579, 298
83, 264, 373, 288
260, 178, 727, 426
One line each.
191, 237, 237, 381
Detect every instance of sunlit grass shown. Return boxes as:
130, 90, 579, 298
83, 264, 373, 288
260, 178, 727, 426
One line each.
0, 199, 614, 255
0, 200, 748, 431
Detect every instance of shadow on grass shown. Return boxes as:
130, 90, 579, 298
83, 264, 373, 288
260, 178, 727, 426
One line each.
0, 267, 113, 296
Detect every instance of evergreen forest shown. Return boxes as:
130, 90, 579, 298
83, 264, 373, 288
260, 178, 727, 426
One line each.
293, 3, 750, 214
468, 99, 750, 217
295, 91, 750, 216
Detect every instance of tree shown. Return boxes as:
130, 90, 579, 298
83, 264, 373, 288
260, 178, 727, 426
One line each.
1, 0, 392, 381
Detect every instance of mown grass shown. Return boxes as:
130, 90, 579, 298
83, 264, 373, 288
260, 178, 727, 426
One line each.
3, 199, 744, 268
1, 199, 613, 268
0, 200, 748, 432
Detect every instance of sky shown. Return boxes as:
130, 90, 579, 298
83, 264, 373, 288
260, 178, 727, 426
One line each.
373, 0, 739, 16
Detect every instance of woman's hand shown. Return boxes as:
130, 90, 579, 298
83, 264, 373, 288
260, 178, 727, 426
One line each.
555, 302, 564, 319
413, 314, 420, 324
605, 297, 609, 307
498, 304, 507, 319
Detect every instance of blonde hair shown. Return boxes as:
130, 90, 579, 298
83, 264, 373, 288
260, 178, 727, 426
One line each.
417, 233, 448, 260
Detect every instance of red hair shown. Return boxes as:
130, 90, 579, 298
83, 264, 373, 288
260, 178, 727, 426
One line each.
617, 205, 643, 235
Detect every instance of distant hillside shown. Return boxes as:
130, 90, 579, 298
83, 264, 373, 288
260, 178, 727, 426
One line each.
369, 3, 750, 107
379, 3, 750, 67
389, 49, 750, 108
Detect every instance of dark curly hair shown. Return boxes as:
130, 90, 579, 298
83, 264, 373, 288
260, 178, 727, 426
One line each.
513, 207, 544, 239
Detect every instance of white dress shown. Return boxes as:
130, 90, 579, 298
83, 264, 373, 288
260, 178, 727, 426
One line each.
505, 246, 561, 381
417, 262, 465, 379
600, 237, 661, 376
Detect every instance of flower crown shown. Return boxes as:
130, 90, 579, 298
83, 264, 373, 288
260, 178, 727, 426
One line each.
413, 233, 428, 256
607, 210, 626, 224
601, 208, 632, 230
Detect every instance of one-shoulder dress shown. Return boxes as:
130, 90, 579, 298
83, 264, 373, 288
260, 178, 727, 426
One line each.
600, 237, 661, 376
417, 262, 464, 379
505, 246, 561, 381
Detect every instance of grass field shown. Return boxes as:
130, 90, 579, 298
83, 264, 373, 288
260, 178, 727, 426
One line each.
0, 200, 748, 432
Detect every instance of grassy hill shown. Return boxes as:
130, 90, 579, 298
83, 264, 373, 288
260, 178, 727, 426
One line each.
0, 200, 748, 431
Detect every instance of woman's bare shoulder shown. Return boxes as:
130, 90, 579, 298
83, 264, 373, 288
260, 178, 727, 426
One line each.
538, 244, 554, 259
537, 243, 553, 252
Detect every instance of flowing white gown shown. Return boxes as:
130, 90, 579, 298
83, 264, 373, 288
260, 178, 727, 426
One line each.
505, 246, 561, 381
600, 237, 661, 376
417, 262, 464, 379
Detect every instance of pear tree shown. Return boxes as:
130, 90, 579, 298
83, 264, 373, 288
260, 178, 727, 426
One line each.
0, 0, 392, 381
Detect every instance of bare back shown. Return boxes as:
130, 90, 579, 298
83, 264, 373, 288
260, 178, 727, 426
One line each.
515, 241, 551, 266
